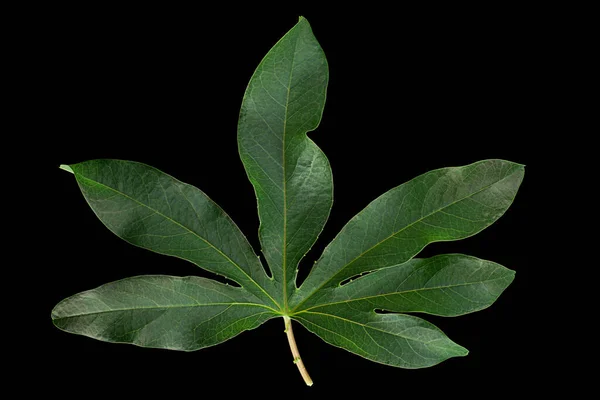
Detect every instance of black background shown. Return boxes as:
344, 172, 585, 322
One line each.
34, 4, 546, 398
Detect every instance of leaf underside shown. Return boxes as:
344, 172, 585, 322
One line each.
53, 17, 524, 375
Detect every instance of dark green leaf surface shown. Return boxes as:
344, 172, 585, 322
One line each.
237, 17, 332, 308
295, 254, 515, 315
291, 159, 524, 310
66, 159, 278, 307
295, 306, 468, 369
52, 276, 277, 350
54, 18, 523, 379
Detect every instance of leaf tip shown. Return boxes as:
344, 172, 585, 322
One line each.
51, 299, 65, 320
296, 15, 310, 27
449, 343, 469, 359
59, 164, 74, 174
506, 268, 517, 286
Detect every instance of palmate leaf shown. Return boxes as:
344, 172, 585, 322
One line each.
53, 17, 524, 386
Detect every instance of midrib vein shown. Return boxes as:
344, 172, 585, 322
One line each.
282, 31, 300, 312
294, 275, 511, 313
293, 167, 520, 311
54, 302, 277, 320
77, 175, 280, 309
298, 311, 435, 343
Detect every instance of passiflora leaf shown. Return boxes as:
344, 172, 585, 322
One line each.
291, 159, 524, 310
237, 16, 332, 308
53, 17, 524, 386
52, 275, 277, 350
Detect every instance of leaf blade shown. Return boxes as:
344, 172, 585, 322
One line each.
52, 275, 277, 351
297, 254, 515, 314
295, 308, 467, 369
293, 159, 524, 309
237, 17, 332, 307
66, 159, 278, 308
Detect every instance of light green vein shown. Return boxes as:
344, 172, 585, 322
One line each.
53, 302, 279, 320
294, 276, 510, 313
298, 310, 439, 344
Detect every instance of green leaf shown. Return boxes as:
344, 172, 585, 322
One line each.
66, 159, 278, 308
52, 275, 277, 350
295, 254, 515, 316
291, 159, 524, 310
53, 17, 524, 385
237, 16, 332, 308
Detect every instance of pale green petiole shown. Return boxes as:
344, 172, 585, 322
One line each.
284, 316, 313, 386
